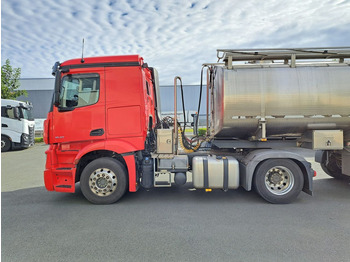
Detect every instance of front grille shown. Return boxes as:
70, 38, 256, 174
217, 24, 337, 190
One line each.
29, 126, 35, 145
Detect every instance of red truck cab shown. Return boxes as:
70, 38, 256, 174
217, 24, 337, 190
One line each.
44, 55, 159, 203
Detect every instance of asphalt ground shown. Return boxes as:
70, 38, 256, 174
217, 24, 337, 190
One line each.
1, 144, 350, 262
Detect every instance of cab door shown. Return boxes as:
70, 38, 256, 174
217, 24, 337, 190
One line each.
52, 69, 105, 144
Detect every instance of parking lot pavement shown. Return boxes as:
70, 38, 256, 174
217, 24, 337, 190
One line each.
2, 176, 350, 262
1, 143, 48, 192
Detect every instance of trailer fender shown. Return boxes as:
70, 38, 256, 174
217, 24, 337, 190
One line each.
240, 149, 313, 195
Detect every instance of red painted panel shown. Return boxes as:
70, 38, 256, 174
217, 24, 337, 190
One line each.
43, 113, 51, 144
107, 106, 142, 136
105, 67, 148, 141
123, 155, 137, 192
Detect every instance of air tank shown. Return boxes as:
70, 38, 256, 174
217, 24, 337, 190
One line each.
211, 63, 350, 139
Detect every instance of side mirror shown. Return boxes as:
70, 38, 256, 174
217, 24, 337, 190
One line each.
52, 61, 60, 76
54, 71, 61, 106
13, 107, 21, 120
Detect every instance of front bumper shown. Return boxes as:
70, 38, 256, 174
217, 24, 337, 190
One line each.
12, 132, 35, 149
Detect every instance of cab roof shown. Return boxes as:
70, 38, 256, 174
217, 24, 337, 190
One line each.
60, 55, 144, 68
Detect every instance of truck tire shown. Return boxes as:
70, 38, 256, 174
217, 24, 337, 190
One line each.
253, 159, 304, 204
1, 136, 11, 152
80, 157, 128, 204
320, 152, 348, 180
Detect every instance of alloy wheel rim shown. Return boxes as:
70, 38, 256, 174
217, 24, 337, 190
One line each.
264, 166, 294, 195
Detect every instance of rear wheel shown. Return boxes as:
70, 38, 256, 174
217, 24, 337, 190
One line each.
1, 136, 11, 152
80, 157, 128, 204
253, 159, 304, 204
320, 152, 348, 180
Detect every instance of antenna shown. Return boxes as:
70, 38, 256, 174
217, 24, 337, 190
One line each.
81, 38, 85, 63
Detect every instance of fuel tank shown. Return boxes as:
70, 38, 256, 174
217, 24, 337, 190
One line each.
211, 63, 350, 139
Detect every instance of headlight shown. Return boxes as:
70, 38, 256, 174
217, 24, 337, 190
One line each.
22, 134, 29, 142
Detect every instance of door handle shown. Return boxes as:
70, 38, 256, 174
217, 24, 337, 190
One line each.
90, 128, 104, 136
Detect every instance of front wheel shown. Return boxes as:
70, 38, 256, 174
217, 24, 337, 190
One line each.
253, 159, 304, 204
1, 136, 12, 152
80, 157, 128, 204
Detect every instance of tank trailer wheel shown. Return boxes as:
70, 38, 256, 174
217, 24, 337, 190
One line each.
1, 136, 11, 152
253, 159, 304, 204
80, 157, 128, 204
320, 152, 348, 180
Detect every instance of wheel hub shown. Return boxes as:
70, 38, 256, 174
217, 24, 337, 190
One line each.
96, 177, 108, 188
89, 168, 117, 197
269, 169, 283, 184
265, 166, 294, 195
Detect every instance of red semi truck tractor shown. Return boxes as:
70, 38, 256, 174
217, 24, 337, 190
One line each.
44, 48, 350, 204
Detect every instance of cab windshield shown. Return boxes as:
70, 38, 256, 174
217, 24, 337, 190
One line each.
21, 107, 34, 121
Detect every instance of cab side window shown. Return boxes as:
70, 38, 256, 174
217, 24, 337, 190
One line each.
1, 106, 16, 119
59, 73, 100, 108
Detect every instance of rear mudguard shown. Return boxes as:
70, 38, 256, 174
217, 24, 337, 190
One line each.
239, 149, 313, 195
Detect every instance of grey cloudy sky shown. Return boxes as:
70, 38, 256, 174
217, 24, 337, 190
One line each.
2, 0, 350, 84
